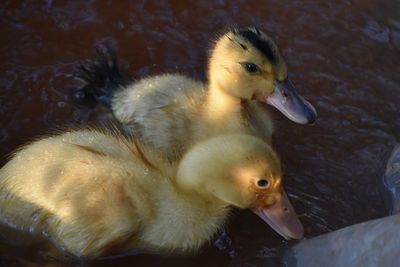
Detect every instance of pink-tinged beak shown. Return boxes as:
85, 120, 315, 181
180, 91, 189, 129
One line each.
252, 191, 304, 240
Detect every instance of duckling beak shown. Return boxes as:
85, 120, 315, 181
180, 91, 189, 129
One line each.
266, 79, 317, 124
252, 190, 304, 240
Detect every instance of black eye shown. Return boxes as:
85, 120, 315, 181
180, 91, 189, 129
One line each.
257, 178, 269, 188
242, 62, 260, 74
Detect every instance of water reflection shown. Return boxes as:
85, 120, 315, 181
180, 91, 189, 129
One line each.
0, 0, 399, 265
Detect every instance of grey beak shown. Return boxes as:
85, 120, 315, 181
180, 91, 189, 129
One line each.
266, 79, 317, 124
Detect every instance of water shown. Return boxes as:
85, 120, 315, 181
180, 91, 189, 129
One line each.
0, 0, 399, 266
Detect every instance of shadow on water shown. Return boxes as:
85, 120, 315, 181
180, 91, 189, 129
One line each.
0, 0, 399, 266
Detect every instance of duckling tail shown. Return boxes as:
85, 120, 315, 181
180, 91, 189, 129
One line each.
75, 46, 130, 107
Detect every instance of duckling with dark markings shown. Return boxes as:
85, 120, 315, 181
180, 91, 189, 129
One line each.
78, 27, 317, 160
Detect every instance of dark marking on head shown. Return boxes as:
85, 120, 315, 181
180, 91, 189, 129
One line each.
234, 27, 279, 65
74, 144, 107, 156
239, 43, 248, 50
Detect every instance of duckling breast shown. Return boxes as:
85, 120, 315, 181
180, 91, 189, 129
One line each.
134, 184, 231, 252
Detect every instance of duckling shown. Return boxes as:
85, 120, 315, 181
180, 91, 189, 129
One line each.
0, 129, 303, 260
78, 27, 317, 160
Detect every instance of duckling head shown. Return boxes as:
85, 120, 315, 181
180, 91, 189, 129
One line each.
177, 134, 304, 240
208, 27, 316, 124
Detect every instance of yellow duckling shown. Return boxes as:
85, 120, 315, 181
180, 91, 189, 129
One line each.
0, 129, 303, 260
79, 27, 317, 160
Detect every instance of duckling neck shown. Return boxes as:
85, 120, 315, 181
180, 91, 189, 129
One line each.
203, 81, 244, 126
136, 183, 231, 252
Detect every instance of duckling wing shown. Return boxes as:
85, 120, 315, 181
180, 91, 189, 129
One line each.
112, 74, 206, 159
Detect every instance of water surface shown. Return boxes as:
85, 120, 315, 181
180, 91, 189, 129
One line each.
0, 0, 399, 266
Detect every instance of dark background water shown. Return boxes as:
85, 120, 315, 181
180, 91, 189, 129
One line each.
0, 0, 399, 266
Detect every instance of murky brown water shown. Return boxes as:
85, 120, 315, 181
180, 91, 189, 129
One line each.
0, 0, 399, 266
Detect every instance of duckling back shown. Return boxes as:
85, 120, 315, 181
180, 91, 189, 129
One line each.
0, 129, 231, 259
0, 130, 156, 259
112, 73, 207, 159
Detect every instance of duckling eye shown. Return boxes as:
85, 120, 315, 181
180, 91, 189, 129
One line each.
256, 178, 269, 188
242, 62, 260, 74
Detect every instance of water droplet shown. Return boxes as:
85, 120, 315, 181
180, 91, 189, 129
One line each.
57, 102, 67, 108
74, 90, 86, 100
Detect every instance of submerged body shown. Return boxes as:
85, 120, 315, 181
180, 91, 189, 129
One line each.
80, 27, 316, 160
0, 129, 303, 260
